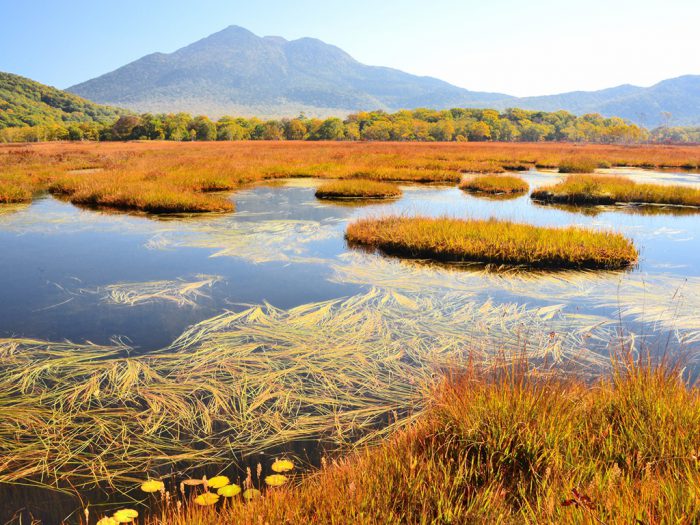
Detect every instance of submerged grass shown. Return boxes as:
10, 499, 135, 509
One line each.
103, 275, 221, 307
132, 359, 700, 524
459, 174, 529, 195
532, 174, 700, 207
0, 289, 617, 491
315, 180, 402, 200
346, 216, 638, 269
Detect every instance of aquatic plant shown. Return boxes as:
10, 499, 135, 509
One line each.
532, 174, 700, 207
315, 179, 401, 199
0, 288, 621, 490
459, 174, 529, 194
103, 275, 222, 307
346, 216, 638, 269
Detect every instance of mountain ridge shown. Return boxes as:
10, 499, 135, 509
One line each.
65, 25, 700, 126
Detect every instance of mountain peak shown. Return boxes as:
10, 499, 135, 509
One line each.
66, 26, 700, 125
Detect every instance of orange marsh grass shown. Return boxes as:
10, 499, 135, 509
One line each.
532, 174, 700, 207
459, 174, 529, 195
346, 215, 638, 269
130, 359, 700, 525
1, 141, 699, 212
315, 179, 402, 200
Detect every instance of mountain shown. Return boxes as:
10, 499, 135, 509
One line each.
505, 76, 700, 127
67, 25, 511, 119
0, 72, 125, 129
66, 26, 700, 126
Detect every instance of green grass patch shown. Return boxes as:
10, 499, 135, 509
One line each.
532, 174, 700, 207
459, 174, 529, 195
346, 216, 638, 269
315, 179, 402, 200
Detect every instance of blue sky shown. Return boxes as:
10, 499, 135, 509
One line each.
1, 0, 698, 96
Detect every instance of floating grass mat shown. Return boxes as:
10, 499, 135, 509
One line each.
103, 275, 222, 307
0, 288, 622, 491
346, 216, 638, 270
315, 180, 402, 200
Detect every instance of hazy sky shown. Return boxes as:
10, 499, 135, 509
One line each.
1, 0, 698, 96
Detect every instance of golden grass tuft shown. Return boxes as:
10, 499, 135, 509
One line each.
346, 215, 638, 269
532, 174, 700, 207
315, 179, 402, 200
459, 174, 529, 195
132, 359, 700, 524
557, 157, 599, 173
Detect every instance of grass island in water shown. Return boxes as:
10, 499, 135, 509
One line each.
346, 216, 638, 269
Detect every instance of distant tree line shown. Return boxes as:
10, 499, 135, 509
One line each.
1, 107, 699, 144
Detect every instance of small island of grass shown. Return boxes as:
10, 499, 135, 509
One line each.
459, 174, 529, 195
315, 180, 402, 200
531, 174, 700, 207
346, 216, 638, 269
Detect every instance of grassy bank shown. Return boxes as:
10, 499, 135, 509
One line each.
98, 359, 700, 524
346, 216, 638, 269
315, 180, 401, 199
459, 174, 529, 195
532, 174, 700, 207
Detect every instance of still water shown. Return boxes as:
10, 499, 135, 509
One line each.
1, 169, 699, 522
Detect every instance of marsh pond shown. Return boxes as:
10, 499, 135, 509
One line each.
1, 168, 699, 522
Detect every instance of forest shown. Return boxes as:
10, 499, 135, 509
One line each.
2, 106, 699, 144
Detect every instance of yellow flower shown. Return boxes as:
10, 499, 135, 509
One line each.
217, 484, 242, 497
271, 459, 294, 473
140, 479, 164, 493
242, 488, 261, 500
97, 518, 118, 525
265, 474, 288, 487
207, 475, 230, 489
194, 492, 219, 506
112, 509, 139, 523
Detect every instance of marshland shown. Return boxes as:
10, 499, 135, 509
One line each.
1, 141, 700, 523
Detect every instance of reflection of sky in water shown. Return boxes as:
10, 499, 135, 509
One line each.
0, 170, 698, 352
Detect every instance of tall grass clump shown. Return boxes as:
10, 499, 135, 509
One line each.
558, 157, 599, 173
315, 180, 402, 200
532, 174, 700, 207
132, 359, 700, 524
346, 216, 638, 269
459, 174, 529, 195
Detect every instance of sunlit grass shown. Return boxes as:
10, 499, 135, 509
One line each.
1, 142, 699, 214
459, 174, 529, 195
532, 174, 700, 207
315, 179, 401, 199
93, 359, 700, 524
346, 215, 638, 269
558, 156, 599, 173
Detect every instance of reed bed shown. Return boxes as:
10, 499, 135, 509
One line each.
134, 359, 700, 524
557, 157, 599, 173
1, 142, 699, 214
459, 174, 529, 195
0, 288, 618, 491
315, 180, 402, 200
346, 216, 638, 269
532, 174, 700, 207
